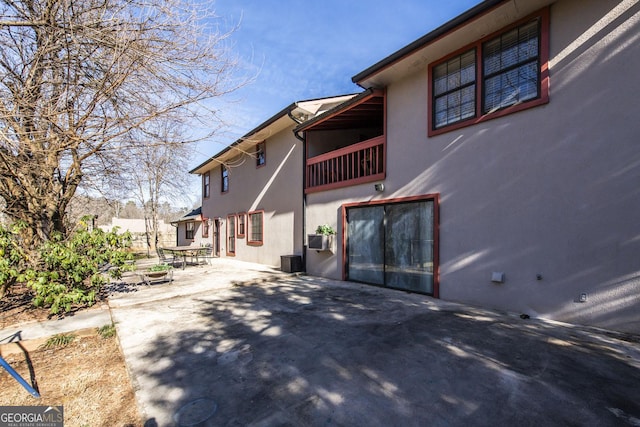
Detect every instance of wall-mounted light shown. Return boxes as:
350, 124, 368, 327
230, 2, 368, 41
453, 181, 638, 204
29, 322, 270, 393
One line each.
374, 183, 384, 192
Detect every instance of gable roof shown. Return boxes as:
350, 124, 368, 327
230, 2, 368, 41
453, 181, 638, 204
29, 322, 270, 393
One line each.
190, 94, 358, 175
171, 206, 203, 224
352, 0, 554, 88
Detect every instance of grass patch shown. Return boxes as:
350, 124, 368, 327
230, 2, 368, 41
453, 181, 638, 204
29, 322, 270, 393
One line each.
42, 333, 76, 348
97, 324, 116, 339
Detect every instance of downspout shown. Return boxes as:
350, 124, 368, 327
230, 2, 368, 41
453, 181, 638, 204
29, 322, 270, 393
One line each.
289, 109, 307, 272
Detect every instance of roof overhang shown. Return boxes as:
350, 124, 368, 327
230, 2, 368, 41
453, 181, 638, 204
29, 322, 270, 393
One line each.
190, 94, 358, 175
295, 89, 385, 133
353, 0, 556, 88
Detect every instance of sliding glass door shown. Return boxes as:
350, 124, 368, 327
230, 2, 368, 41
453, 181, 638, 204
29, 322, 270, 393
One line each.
346, 200, 435, 295
347, 205, 384, 285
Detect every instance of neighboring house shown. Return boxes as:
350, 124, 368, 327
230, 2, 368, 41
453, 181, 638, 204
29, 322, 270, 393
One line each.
190, 95, 356, 267
172, 207, 208, 247
297, 0, 640, 333
99, 218, 175, 251
189, 0, 639, 334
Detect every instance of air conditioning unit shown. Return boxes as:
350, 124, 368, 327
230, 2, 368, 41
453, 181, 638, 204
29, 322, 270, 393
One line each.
308, 234, 333, 252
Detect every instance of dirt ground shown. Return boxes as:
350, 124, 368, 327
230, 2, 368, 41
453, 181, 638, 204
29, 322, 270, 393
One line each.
0, 285, 142, 426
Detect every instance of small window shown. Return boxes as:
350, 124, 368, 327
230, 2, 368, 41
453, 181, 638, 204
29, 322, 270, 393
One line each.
247, 211, 263, 245
203, 172, 210, 198
237, 213, 246, 238
256, 142, 266, 167
227, 215, 236, 255
202, 220, 209, 238
221, 165, 229, 193
186, 222, 195, 240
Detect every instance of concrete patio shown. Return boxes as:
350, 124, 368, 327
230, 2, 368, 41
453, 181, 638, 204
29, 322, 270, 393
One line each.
105, 258, 640, 426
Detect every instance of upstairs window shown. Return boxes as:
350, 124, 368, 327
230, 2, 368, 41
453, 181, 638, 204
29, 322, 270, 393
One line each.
203, 172, 210, 198
433, 49, 476, 129
256, 142, 266, 167
429, 10, 548, 135
483, 19, 540, 113
221, 165, 229, 193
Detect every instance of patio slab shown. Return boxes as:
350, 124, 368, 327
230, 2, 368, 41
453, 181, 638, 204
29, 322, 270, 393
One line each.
108, 259, 640, 426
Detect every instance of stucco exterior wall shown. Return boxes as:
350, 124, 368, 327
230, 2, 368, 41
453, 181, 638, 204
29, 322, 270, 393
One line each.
202, 127, 304, 268
306, 0, 640, 333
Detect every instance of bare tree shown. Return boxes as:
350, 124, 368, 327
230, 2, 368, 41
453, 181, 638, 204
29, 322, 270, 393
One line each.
0, 0, 242, 247
127, 121, 193, 256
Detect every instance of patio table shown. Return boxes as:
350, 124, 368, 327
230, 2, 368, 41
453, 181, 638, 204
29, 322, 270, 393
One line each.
162, 246, 207, 269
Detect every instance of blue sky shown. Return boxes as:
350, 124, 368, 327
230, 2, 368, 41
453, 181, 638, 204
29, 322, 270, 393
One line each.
192, 0, 481, 167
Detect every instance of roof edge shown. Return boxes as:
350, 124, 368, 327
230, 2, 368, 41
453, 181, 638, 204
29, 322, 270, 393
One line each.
189, 103, 297, 174
351, 0, 506, 85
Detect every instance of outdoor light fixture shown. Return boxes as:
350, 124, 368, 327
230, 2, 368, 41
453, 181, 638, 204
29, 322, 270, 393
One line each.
374, 183, 384, 192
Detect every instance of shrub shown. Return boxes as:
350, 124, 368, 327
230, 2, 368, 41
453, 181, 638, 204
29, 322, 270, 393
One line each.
0, 217, 136, 314
0, 222, 28, 299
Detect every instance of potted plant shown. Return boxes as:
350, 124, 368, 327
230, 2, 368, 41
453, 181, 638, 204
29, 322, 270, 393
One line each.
147, 263, 172, 275
308, 225, 336, 252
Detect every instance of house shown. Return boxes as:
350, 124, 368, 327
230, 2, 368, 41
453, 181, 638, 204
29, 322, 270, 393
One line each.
297, 0, 640, 333
190, 0, 639, 334
190, 95, 356, 267
172, 207, 208, 247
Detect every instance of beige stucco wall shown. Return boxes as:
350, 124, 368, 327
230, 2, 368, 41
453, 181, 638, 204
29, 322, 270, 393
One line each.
201, 126, 304, 268
306, 0, 640, 333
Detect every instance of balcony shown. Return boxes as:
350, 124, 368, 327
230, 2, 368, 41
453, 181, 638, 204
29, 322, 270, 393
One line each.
306, 136, 385, 193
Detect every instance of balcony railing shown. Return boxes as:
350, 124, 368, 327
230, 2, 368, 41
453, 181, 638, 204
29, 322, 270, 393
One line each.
306, 136, 385, 193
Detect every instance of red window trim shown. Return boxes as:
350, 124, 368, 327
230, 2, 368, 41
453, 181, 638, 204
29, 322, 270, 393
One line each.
428, 7, 549, 137
341, 193, 440, 298
247, 210, 264, 246
227, 214, 236, 256
237, 212, 246, 238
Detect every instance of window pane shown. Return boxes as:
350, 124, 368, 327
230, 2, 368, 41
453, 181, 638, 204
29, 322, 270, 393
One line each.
483, 19, 540, 114
434, 75, 447, 96
249, 212, 263, 242
432, 49, 476, 129
347, 206, 385, 285
228, 216, 235, 253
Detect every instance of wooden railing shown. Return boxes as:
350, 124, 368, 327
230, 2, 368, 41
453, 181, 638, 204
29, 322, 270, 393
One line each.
306, 136, 385, 193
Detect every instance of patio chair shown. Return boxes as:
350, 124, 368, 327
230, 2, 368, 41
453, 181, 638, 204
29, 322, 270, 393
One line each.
191, 245, 214, 266
156, 247, 177, 267
200, 245, 214, 265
